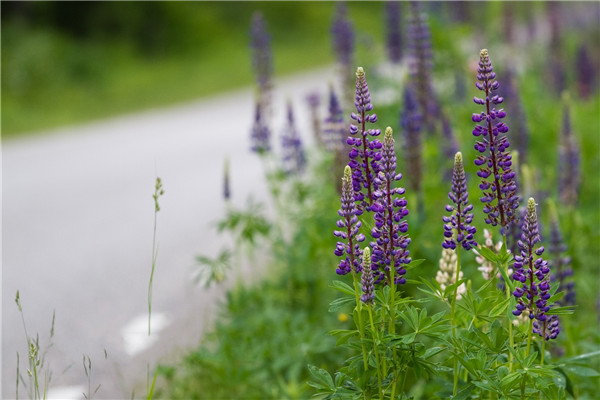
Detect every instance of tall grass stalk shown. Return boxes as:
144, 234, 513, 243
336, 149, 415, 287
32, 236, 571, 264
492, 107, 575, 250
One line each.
148, 177, 164, 336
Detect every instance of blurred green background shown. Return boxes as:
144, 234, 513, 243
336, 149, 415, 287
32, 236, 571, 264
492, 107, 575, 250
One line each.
1, 1, 391, 137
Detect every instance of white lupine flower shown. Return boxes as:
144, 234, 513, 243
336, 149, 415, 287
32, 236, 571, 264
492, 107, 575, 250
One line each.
436, 248, 466, 300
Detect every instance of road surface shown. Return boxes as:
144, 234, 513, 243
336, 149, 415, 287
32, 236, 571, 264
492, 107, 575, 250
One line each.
2, 66, 336, 399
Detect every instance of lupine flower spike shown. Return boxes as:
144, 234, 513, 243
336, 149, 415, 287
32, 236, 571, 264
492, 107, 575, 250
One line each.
370, 127, 410, 285
281, 102, 306, 175
334, 166, 366, 276
249, 12, 273, 113
250, 101, 271, 153
324, 86, 346, 153
436, 248, 466, 300
348, 67, 382, 213
361, 247, 375, 305
407, 1, 438, 133
400, 85, 423, 194
385, 1, 403, 64
443, 152, 477, 251
511, 198, 559, 340
331, 2, 355, 106
558, 92, 581, 208
472, 49, 519, 231
548, 201, 575, 306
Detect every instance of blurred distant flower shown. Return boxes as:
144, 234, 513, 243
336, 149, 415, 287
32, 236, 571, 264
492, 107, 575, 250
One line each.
331, 2, 355, 107
548, 202, 575, 306
306, 91, 323, 146
281, 102, 306, 175
575, 44, 596, 100
223, 157, 231, 200
323, 86, 346, 152
558, 92, 581, 207
348, 67, 382, 213
547, 2, 566, 95
400, 84, 422, 194
334, 166, 365, 276
360, 247, 375, 305
436, 248, 466, 300
472, 49, 519, 230
385, 1, 403, 64
249, 12, 273, 98
512, 198, 553, 331
503, 69, 530, 165
331, 2, 354, 68
250, 100, 271, 153
370, 127, 411, 286
442, 152, 477, 251
440, 112, 459, 180
407, 2, 438, 133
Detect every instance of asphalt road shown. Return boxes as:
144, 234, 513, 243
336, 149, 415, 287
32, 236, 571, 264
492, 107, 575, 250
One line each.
2, 66, 335, 399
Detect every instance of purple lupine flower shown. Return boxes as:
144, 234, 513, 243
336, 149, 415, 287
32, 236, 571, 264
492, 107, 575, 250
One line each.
250, 100, 271, 153
407, 2, 438, 133
503, 69, 530, 165
534, 314, 560, 341
575, 44, 597, 100
348, 67, 382, 213
512, 198, 553, 325
360, 247, 375, 305
281, 102, 306, 175
370, 127, 411, 286
558, 94, 581, 207
443, 152, 477, 251
306, 91, 323, 146
472, 49, 519, 230
249, 12, 273, 99
334, 166, 366, 275
331, 2, 354, 68
385, 1, 403, 64
547, 2, 566, 95
441, 112, 460, 180
548, 209, 575, 306
323, 86, 346, 152
400, 84, 423, 194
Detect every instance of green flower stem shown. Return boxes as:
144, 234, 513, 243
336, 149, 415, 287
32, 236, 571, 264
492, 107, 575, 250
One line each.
526, 318, 533, 357
451, 246, 462, 396
541, 336, 546, 365
502, 234, 515, 372
367, 305, 384, 399
351, 270, 369, 371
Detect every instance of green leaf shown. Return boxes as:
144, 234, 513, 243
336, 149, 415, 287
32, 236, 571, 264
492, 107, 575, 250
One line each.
489, 296, 512, 318
562, 365, 600, 377
474, 246, 500, 264
546, 290, 565, 305
562, 350, 600, 363
307, 365, 335, 391
405, 259, 425, 271
545, 306, 575, 316
328, 296, 355, 312
330, 280, 355, 296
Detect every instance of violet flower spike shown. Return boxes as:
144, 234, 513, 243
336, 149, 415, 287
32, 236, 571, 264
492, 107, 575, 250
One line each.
360, 247, 375, 305
511, 198, 556, 339
400, 85, 423, 194
370, 127, 411, 286
385, 1, 403, 64
249, 12, 273, 100
323, 86, 346, 152
348, 67, 382, 213
558, 92, 581, 208
472, 48, 519, 230
548, 204, 575, 306
442, 152, 477, 251
334, 166, 365, 275
281, 102, 306, 175
250, 100, 271, 153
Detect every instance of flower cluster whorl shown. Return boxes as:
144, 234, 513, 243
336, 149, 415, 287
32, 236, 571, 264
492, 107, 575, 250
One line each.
512, 198, 552, 325
334, 166, 365, 275
534, 315, 560, 341
360, 247, 375, 305
472, 49, 519, 230
348, 67, 382, 212
443, 152, 477, 251
370, 127, 410, 285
